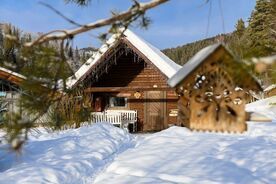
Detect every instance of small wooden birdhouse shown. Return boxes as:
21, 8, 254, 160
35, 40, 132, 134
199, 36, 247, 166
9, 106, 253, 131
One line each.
168, 44, 262, 133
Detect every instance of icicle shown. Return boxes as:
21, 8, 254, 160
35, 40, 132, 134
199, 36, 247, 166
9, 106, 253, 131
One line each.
114, 52, 117, 65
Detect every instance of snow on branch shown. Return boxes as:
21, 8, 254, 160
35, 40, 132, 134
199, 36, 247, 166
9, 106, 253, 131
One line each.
24, 0, 169, 47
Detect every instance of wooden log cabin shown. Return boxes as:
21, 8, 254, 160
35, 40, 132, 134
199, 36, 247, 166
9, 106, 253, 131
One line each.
168, 44, 262, 133
0, 67, 26, 121
67, 29, 181, 132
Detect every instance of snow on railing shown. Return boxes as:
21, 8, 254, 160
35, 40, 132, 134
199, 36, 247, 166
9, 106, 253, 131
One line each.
91, 110, 137, 132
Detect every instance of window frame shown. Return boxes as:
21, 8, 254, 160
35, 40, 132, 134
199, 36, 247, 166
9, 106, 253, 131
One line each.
108, 96, 128, 108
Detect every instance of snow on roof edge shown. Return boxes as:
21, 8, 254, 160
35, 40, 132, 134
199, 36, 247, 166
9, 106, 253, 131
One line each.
0, 66, 26, 80
66, 29, 181, 88
123, 29, 181, 78
252, 55, 276, 65
167, 43, 221, 88
264, 84, 276, 92
66, 34, 119, 88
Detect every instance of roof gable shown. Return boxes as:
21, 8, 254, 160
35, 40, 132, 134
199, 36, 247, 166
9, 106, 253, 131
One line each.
67, 29, 181, 88
168, 43, 262, 90
123, 30, 181, 77
167, 43, 221, 87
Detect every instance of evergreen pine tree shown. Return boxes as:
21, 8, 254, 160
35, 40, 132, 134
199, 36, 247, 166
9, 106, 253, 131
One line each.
246, 0, 276, 57
235, 19, 246, 38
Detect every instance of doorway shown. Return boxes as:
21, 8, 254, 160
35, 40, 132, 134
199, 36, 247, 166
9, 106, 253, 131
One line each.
144, 91, 166, 131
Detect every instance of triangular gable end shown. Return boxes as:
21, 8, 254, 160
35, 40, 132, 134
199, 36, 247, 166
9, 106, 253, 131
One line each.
123, 29, 181, 78
121, 38, 174, 81
168, 44, 221, 88
168, 44, 263, 133
168, 44, 262, 91
67, 29, 181, 88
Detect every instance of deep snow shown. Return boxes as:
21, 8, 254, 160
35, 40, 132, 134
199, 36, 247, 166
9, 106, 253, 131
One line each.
0, 121, 276, 184
246, 96, 276, 120
95, 122, 276, 184
0, 123, 134, 184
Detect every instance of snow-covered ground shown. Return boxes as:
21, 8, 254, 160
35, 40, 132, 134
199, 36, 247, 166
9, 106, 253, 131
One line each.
0, 122, 276, 183
246, 96, 276, 120
0, 123, 134, 184
95, 122, 276, 184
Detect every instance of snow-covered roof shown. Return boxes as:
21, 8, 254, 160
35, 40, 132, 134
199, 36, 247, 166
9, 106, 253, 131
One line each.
264, 84, 276, 92
168, 43, 222, 87
0, 66, 26, 80
67, 29, 181, 88
124, 29, 181, 77
252, 55, 276, 65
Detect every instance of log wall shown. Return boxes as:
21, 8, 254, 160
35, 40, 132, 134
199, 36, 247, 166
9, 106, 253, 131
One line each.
88, 48, 178, 132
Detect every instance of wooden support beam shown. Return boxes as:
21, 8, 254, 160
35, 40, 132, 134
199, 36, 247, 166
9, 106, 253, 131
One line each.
0, 71, 24, 85
84, 87, 174, 92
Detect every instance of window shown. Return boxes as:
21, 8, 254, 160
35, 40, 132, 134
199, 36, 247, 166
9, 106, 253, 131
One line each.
0, 92, 6, 97
109, 97, 127, 107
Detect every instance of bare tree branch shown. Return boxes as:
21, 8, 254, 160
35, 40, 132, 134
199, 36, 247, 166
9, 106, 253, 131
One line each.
39, 2, 83, 27
24, 0, 169, 47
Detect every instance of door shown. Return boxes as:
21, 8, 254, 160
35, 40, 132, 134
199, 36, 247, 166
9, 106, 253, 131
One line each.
144, 91, 166, 131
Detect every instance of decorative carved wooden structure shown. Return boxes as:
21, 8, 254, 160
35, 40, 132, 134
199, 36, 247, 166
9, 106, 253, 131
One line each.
67, 30, 181, 132
168, 44, 262, 133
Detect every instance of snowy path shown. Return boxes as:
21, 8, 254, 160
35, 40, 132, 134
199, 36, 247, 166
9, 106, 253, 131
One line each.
0, 123, 135, 184
0, 122, 276, 184
95, 122, 276, 184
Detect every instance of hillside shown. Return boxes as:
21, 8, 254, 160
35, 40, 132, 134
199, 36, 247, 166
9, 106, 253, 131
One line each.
163, 33, 233, 65
0, 23, 88, 73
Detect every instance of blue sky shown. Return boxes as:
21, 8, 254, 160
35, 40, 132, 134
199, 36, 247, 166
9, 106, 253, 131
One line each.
0, 0, 256, 49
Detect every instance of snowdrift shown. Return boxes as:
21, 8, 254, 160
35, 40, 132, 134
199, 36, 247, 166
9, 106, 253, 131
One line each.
95, 122, 276, 184
246, 96, 276, 121
0, 123, 134, 184
0, 121, 275, 184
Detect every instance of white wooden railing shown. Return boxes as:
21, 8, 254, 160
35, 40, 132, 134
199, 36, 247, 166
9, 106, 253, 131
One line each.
91, 110, 137, 132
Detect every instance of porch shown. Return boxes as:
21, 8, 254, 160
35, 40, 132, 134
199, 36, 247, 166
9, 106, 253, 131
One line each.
91, 110, 138, 132
89, 88, 178, 132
